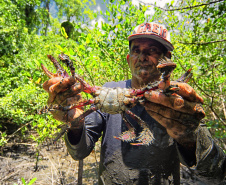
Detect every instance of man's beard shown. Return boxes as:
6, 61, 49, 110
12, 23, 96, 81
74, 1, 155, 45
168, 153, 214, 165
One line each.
134, 66, 161, 85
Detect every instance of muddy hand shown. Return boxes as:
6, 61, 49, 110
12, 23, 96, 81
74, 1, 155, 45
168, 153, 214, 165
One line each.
144, 80, 205, 144
41, 55, 84, 124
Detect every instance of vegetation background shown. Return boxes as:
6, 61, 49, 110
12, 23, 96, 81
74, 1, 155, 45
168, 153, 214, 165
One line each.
0, 0, 225, 183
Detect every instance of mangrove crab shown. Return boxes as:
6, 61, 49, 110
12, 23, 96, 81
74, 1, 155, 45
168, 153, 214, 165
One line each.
39, 53, 192, 145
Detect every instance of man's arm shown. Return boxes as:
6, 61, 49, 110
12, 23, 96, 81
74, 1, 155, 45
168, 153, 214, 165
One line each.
144, 82, 205, 146
177, 124, 226, 183
41, 70, 105, 160
65, 110, 105, 160
144, 82, 225, 183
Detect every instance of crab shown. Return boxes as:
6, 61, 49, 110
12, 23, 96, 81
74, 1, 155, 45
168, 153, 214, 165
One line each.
40, 53, 192, 145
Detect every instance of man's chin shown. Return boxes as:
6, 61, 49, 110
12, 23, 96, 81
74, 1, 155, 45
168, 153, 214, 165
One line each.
135, 74, 152, 85
135, 70, 160, 84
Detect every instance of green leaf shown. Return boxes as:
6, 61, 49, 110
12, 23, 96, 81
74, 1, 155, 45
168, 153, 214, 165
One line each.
55, 45, 64, 52
21, 178, 26, 185
28, 178, 37, 185
106, 10, 110, 17
27, 61, 35, 69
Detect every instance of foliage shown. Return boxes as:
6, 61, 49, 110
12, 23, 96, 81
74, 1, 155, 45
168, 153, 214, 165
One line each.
55, 0, 96, 22
0, 33, 71, 145
0, 0, 95, 56
13, 177, 37, 185
0, 0, 50, 55
0, 131, 7, 146
0, 0, 28, 56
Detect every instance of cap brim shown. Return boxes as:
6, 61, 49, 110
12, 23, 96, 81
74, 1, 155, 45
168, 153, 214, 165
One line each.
128, 34, 174, 51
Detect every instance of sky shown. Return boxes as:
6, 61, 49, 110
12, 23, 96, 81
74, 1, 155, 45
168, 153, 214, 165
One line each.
132, 0, 172, 7
48, 0, 174, 25
91, 0, 174, 27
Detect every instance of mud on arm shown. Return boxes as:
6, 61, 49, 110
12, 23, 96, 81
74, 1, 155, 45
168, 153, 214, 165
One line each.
144, 82, 225, 183
177, 124, 226, 183
65, 110, 106, 160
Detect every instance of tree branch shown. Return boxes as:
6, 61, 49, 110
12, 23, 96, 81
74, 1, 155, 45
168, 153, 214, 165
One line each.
138, 0, 224, 11
174, 55, 211, 97
219, 85, 226, 120
209, 104, 226, 126
179, 39, 226, 45
173, 55, 225, 126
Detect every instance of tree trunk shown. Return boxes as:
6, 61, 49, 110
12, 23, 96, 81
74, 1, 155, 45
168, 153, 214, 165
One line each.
45, 0, 50, 36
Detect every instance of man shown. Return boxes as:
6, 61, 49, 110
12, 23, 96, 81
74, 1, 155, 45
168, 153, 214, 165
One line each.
43, 22, 225, 184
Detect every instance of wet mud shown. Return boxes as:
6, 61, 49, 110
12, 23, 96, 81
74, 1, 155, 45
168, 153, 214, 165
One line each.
0, 136, 225, 185
0, 139, 100, 185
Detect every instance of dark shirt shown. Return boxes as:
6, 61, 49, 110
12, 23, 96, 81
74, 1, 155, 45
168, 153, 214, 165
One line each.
65, 80, 226, 185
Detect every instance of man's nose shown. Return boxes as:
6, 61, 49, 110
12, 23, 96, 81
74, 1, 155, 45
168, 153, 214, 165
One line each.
138, 52, 148, 62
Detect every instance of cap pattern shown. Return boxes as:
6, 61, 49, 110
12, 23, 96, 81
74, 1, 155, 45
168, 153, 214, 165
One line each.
128, 22, 174, 51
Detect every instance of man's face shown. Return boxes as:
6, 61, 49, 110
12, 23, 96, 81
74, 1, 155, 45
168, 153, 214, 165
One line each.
127, 38, 165, 86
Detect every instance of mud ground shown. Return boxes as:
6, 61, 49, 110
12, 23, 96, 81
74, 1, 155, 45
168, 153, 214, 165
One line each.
0, 138, 100, 185
1, 135, 225, 185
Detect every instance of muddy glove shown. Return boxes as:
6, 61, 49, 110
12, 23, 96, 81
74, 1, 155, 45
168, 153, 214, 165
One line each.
41, 55, 84, 128
144, 79, 205, 146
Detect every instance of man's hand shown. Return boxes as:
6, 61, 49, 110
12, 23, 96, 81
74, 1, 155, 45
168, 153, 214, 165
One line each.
43, 76, 84, 127
144, 81, 205, 146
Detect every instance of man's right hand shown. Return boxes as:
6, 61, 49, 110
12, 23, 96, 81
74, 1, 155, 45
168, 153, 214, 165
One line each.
43, 76, 84, 125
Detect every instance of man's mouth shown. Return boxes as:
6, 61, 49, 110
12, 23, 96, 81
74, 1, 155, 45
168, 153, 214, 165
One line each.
135, 63, 153, 68
140, 65, 151, 68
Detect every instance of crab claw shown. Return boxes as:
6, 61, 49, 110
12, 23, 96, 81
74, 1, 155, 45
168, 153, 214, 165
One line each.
130, 126, 155, 146
41, 64, 57, 78
177, 68, 193, 83
130, 142, 143, 146
133, 127, 154, 146
114, 129, 136, 142
46, 54, 69, 78
163, 85, 180, 96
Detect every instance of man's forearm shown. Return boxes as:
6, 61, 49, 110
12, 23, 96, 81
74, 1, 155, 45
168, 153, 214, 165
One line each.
177, 125, 226, 183
175, 130, 197, 167
67, 127, 83, 145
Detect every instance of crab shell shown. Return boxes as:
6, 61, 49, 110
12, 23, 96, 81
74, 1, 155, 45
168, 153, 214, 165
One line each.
93, 87, 138, 114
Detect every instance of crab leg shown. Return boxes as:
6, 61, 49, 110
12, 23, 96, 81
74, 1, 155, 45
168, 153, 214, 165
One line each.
51, 107, 98, 142
125, 109, 154, 145
70, 107, 97, 128
47, 55, 69, 78
134, 81, 160, 96
58, 53, 95, 94
41, 64, 57, 78
157, 58, 177, 82
64, 99, 95, 110
53, 125, 69, 143
58, 53, 75, 77
177, 68, 193, 83
71, 74, 98, 95
114, 114, 136, 142
38, 104, 63, 114
40, 99, 95, 113
58, 53, 98, 95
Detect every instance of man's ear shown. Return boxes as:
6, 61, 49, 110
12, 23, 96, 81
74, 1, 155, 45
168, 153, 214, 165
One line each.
126, 54, 130, 65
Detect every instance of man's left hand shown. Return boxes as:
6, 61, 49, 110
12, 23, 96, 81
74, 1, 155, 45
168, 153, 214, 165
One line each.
144, 81, 205, 145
